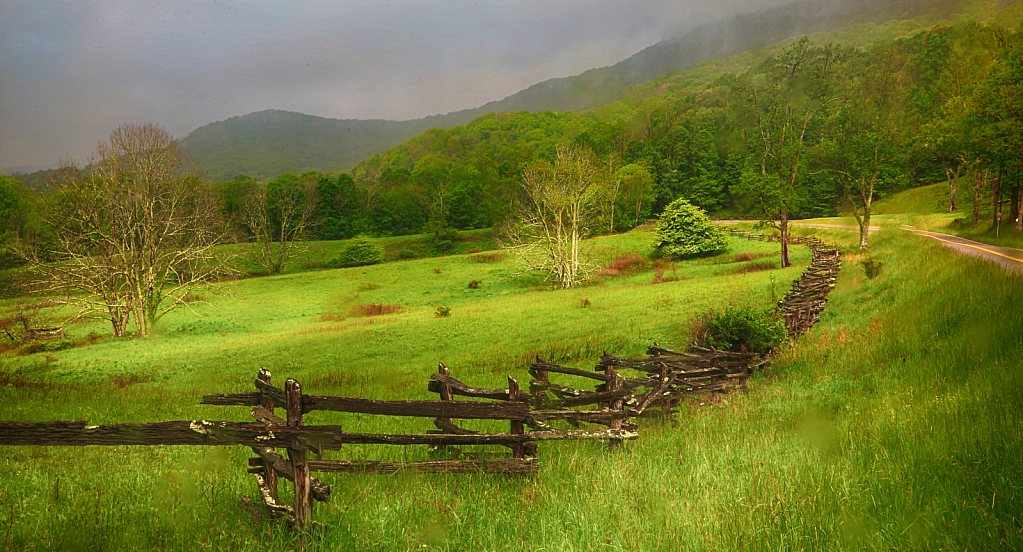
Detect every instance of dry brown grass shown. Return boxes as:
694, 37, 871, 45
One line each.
599, 253, 647, 277
352, 303, 403, 317
467, 253, 507, 263
651, 259, 682, 284
319, 303, 403, 321
109, 372, 154, 389
733, 251, 776, 263
731, 260, 778, 274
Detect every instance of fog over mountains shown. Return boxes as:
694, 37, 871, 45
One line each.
178, 0, 957, 182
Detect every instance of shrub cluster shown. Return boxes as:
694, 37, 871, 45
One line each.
862, 258, 883, 279
653, 198, 728, 258
699, 305, 787, 356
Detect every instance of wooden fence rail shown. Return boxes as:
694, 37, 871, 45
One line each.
721, 227, 841, 337
0, 365, 636, 544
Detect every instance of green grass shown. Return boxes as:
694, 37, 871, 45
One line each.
225, 228, 499, 277
2, 225, 1022, 551
786, 181, 1023, 250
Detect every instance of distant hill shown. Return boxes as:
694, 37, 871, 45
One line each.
180, 0, 985, 182
178, 111, 446, 182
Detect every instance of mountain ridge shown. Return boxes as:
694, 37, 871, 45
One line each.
178, 0, 978, 181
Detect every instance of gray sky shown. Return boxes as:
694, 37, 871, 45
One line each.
0, 0, 791, 171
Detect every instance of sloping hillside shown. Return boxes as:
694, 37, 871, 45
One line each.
180, 0, 991, 182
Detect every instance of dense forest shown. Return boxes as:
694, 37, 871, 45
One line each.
4, 8, 1023, 271
305, 16, 1023, 241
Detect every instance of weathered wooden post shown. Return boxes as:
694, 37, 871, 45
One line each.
257, 368, 279, 501
434, 362, 455, 451
605, 367, 624, 449
659, 363, 673, 420
508, 377, 525, 458
285, 378, 312, 542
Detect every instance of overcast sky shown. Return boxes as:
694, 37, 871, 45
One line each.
0, 0, 792, 171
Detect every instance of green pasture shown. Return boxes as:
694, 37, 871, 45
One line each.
2, 224, 1022, 551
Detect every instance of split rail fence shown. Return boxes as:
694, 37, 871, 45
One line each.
721, 227, 842, 337
0, 366, 635, 539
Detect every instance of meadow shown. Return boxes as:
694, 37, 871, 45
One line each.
802, 181, 1023, 250
1, 219, 1021, 551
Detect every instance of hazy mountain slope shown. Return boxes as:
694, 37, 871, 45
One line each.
180, 0, 990, 182
178, 111, 444, 182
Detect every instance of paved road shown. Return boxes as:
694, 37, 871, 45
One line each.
902, 226, 1023, 273
716, 219, 1023, 273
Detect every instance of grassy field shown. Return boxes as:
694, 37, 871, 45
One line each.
2, 222, 1022, 551
869, 182, 1023, 248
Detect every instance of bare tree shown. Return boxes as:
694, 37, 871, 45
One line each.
501, 145, 604, 289
25, 123, 230, 337
240, 175, 319, 274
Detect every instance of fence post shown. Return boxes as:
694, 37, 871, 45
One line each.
435, 363, 455, 451
508, 377, 525, 458
606, 367, 624, 449
285, 378, 312, 541
659, 363, 673, 420
257, 367, 279, 502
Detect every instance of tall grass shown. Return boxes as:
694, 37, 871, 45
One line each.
2, 227, 1019, 550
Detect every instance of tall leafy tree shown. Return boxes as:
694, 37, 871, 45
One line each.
976, 31, 1023, 232
316, 173, 361, 240
616, 163, 655, 229
680, 123, 724, 210
731, 38, 849, 266
820, 42, 911, 248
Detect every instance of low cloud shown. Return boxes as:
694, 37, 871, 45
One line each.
0, 0, 795, 169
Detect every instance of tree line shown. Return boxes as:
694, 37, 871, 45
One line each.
3, 19, 1023, 331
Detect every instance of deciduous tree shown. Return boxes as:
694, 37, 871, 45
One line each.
501, 145, 605, 289
29, 123, 229, 337
240, 173, 319, 274
731, 38, 849, 267
820, 42, 910, 249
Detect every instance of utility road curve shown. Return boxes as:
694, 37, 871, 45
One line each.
902, 226, 1023, 273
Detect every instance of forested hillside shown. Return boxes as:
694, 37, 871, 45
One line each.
173, 0, 1008, 182
334, 4, 1023, 247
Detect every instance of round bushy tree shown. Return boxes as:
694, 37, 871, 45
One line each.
330, 236, 383, 268
653, 198, 727, 258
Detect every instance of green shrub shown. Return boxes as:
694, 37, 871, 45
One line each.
329, 236, 383, 268
701, 305, 786, 356
862, 257, 882, 279
653, 198, 728, 258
